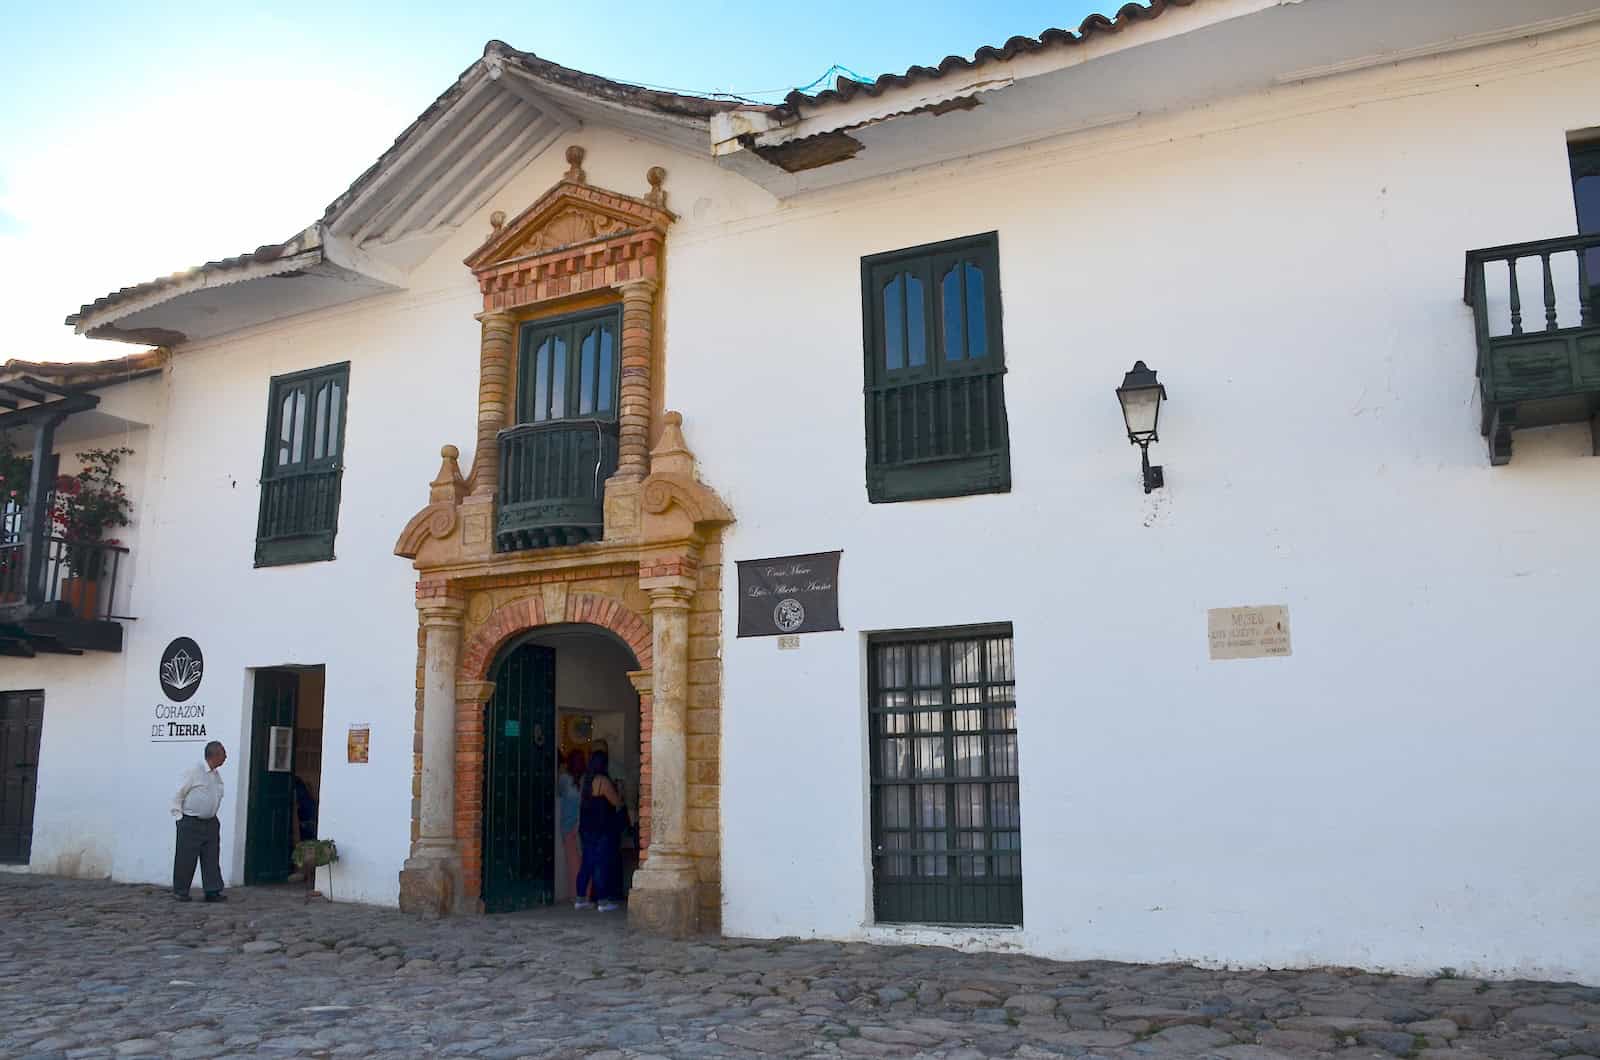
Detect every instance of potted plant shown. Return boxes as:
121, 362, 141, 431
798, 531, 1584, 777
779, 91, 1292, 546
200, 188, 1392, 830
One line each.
293, 838, 339, 901
50, 446, 134, 619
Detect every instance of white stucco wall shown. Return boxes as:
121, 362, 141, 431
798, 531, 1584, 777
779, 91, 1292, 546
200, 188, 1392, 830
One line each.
679, 31, 1600, 982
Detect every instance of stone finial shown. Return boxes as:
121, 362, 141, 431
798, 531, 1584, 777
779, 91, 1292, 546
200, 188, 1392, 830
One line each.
646, 166, 668, 208
649, 410, 694, 478
430, 444, 466, 506
489, 210, 506, 235
564, 145, 587, 184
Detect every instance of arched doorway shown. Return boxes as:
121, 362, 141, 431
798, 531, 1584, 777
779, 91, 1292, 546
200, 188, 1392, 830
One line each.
481, 623, 641, 914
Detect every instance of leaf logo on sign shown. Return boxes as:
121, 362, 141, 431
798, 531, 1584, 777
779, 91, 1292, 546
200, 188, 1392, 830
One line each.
162, 650, 202, 691
158, 637, 205, 702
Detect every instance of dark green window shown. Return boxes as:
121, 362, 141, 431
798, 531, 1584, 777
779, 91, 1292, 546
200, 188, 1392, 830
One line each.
498, 308, 621, 551
255, 363, 349, 567
862, 233, 1010, 503
516, 308, 619, 424
869, 625, 1021, 927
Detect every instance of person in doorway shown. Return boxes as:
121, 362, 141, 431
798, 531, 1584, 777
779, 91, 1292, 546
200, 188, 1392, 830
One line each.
558, 748, 586, 901
171, 741, 228, 903
574, 743, 624, 912
287, 774, 318, 882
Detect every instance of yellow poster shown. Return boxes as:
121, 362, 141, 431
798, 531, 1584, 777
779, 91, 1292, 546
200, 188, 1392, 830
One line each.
347, 724, 370, 764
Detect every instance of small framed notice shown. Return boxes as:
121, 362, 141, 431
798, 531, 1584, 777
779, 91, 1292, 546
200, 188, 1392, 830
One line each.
347, 724, 371, 764
267, 726, 293, 772
1208, 605, 1291, 660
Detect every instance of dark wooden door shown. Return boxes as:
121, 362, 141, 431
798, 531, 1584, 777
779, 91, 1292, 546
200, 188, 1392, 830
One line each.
483, 644, 557, 913
245, 670, 297, 884
0, 691, 44, 863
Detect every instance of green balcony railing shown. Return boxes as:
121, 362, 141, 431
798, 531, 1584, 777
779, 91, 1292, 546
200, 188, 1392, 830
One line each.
496, 418, 618, 552
1465, 231, 1600, 464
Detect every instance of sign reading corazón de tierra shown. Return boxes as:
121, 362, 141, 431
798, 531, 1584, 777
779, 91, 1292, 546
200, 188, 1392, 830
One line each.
152, 637, 208, 742
736, 551, 842, 638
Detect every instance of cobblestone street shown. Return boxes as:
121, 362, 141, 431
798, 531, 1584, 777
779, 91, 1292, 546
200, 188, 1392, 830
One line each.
2, 875, 1597, 1060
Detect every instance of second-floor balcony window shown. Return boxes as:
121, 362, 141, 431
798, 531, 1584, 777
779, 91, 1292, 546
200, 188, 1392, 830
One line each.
255, 363, 349, 567
498, 307, 621, 551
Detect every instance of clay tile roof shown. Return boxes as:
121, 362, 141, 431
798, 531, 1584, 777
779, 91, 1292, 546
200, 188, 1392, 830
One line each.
0, 349, 167, 390
493, 44, 756, 121
783, 0, 1197, 109
63, 242, 303, 329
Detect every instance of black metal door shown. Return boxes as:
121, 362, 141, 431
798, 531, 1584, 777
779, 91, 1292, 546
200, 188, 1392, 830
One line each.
245, 670, 297, 884
0, 690, 44, 863
483, 643, 557, 913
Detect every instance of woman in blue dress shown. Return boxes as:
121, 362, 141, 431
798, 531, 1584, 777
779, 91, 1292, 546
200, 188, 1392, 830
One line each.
574, 745, 624, 911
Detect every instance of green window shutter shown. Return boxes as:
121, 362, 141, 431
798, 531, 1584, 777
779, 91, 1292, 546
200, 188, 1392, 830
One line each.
255, 362, 350, 567
862, 232, 1011, 503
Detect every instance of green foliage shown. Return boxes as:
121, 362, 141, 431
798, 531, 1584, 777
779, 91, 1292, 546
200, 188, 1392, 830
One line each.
293, 838, 338, 869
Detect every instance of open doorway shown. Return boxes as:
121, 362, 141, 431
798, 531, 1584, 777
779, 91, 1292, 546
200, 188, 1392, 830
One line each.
244, 666, 324, 885
481, 626, 639, 914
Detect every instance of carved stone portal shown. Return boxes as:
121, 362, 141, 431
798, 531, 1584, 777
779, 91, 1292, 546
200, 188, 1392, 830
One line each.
394, 147, 728, 936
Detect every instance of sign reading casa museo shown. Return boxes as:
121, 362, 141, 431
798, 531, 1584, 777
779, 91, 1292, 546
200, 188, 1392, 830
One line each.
736, 551, 842, 638
151, 637, 208, 742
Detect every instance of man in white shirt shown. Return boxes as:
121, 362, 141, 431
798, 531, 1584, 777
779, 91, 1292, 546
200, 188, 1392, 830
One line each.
171, 741, 228, 903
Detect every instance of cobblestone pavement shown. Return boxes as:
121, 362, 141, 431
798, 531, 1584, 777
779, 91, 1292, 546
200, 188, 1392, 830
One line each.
2, 876, 1598, 1060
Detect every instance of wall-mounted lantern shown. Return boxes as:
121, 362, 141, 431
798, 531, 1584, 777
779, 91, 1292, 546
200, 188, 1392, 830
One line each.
1115, 360, 1168, 493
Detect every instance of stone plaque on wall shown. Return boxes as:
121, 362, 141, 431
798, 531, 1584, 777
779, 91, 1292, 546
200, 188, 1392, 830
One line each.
1208, 605, 1291, 660
736, 551, 842, 638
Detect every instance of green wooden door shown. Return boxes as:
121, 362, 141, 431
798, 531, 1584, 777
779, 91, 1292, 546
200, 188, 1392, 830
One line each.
245, 670, 297, 884
483, 643, 557, 913
0, 690, 44, 864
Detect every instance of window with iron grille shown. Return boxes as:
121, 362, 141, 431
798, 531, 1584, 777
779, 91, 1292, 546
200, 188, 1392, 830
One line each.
255, 363, 349, 567
869, 625, 1021, 926
861, 233, 1011, 503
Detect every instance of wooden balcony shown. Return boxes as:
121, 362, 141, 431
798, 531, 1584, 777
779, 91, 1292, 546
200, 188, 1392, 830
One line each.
1464, 232, 1600, 464
496, 418, 618, 551
0, 536, 131, 655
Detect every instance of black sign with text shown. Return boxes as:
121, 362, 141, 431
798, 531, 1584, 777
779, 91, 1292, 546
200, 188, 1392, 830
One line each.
736, 551, 842, 638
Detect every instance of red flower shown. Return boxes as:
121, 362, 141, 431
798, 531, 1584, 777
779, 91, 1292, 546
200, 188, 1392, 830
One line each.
54, 475, 80, 495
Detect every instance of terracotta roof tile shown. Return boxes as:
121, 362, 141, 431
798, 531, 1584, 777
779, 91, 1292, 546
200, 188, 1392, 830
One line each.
782, 0, 1197, 110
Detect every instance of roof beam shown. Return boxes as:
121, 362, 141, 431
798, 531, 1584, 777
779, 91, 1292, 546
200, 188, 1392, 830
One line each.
352, 91, 520, 244
19, 375, 81, 398
490, 61, 581, 131
0, 382, 48, 404
332, 76, 496, 237
374, 102, 533, 241
0, 392, 98, 430
432, 115, 564, 232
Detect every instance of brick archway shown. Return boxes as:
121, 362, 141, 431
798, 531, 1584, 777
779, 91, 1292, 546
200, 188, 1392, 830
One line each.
453, 590, 655, 908
459, 592, 653, 682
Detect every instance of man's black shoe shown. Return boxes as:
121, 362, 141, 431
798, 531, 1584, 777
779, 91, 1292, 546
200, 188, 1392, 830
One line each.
203, 892, 228, 903
173, 892, 192, 902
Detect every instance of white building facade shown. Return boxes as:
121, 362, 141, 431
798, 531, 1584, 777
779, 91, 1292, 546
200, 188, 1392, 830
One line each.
5, 0, 1600, 982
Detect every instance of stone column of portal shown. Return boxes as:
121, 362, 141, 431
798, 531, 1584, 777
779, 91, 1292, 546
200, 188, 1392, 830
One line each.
626, 578, 698, 937
398, 593, 466, 916
614, 279, 658, 482
470, 311, 517, 498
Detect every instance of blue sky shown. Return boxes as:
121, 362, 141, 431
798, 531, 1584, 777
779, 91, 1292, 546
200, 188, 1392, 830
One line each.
0, 0, 1103, 361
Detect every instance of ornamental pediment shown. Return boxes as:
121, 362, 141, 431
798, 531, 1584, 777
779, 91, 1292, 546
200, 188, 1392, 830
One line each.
464, 147, 675, 276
